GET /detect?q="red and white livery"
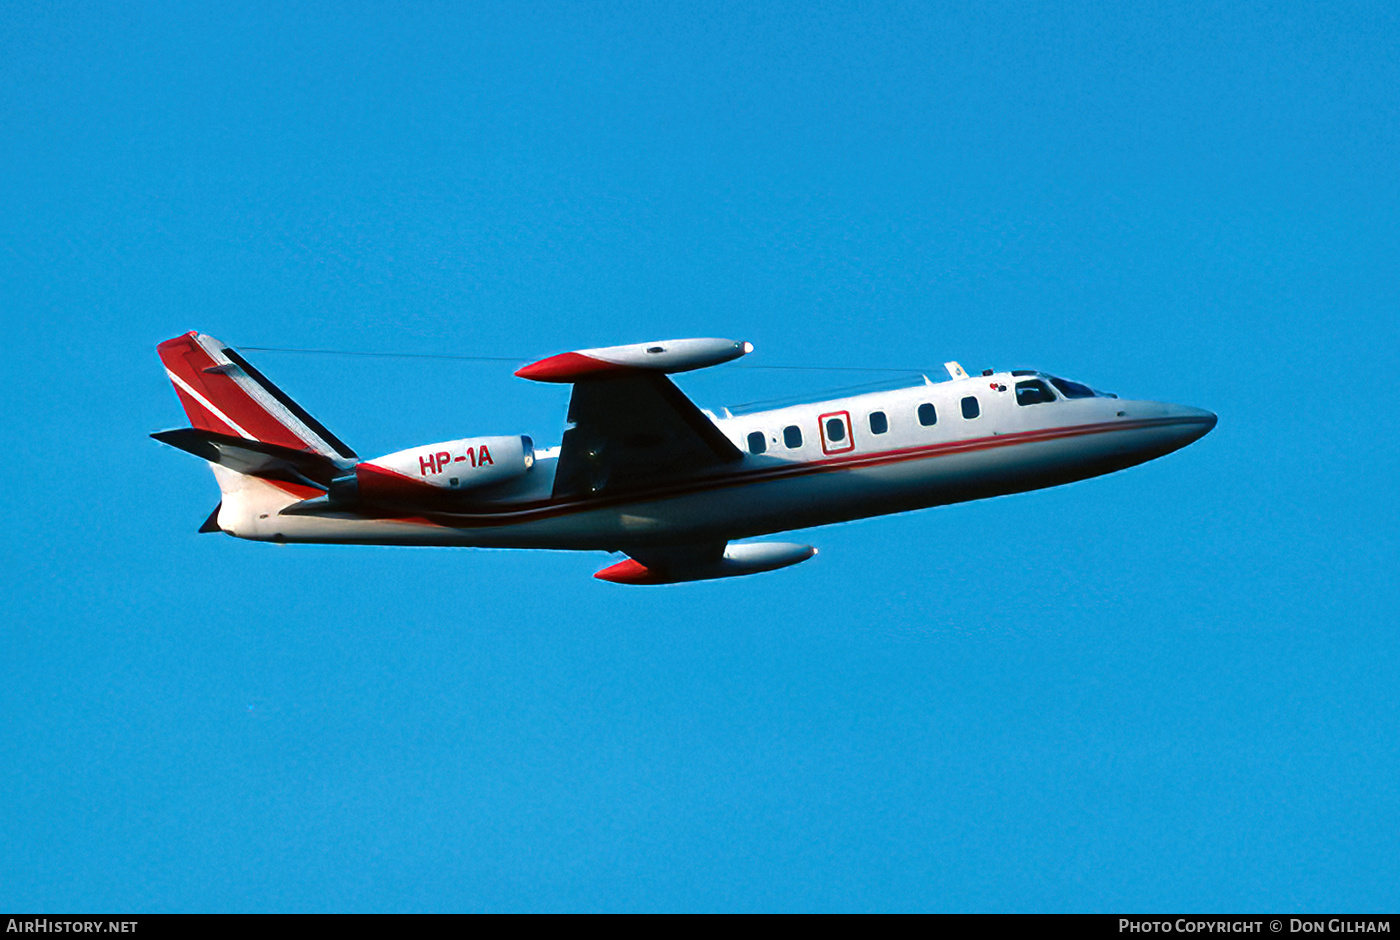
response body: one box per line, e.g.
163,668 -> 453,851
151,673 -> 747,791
154,331 -> 1216,583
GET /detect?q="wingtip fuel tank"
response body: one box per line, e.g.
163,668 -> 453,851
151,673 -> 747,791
516,338 -> 752,383
594,542 -> 817,585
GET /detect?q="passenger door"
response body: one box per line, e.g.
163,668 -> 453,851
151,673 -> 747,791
818,411 -> 855,455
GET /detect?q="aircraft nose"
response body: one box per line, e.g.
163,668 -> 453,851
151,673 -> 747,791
1176,405 -> 1218,441
1149,403 -> 1217,451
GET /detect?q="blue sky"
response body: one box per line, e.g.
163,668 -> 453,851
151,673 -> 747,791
3,0 -> 1397,912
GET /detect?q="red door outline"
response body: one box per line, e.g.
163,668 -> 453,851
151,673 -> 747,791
818,410 -> 855,455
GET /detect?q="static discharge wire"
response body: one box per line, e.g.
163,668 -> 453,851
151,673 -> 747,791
236,345 -> 929,374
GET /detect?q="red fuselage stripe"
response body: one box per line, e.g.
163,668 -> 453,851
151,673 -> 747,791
348,415 -> 1204,530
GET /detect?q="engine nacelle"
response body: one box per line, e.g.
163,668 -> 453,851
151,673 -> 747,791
344,435 -> 535,508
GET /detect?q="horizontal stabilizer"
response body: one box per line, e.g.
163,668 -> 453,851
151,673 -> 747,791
199,502 -> 223,533
516,338 -> 752,383
278,495 -> 336,516
151,428 -> 350,489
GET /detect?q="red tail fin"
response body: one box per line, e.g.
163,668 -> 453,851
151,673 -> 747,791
157,332 -> 356,460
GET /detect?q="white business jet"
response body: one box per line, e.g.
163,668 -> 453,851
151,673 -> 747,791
154,332 -> 1216,583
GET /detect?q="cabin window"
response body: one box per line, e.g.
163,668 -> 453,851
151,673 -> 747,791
1015,380 -> 1057,406
868,411 -> 888,434
825,417 -> 846,443
961,396 -> 980,419
747,431 -> 767,454
918,403 -> 937,427
784,425 -> 803,448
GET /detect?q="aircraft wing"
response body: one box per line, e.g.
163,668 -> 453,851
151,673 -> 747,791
516,339 -> 750,497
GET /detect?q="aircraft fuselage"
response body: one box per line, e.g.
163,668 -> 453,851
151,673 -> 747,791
214,372 -> 1215,551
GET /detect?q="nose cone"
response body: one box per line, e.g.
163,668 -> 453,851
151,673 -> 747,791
1102,400 -> 1217,468
1173,405 -> 1218,445
1138,403 -> 1217,456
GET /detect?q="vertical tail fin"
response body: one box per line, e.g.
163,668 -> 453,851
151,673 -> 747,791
156,332 -> 356,460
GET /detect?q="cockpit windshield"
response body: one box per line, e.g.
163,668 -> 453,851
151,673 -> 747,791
1012,370 -> 1117,400
1048,376 -> 1116,400
1049,377 -> 1095,399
